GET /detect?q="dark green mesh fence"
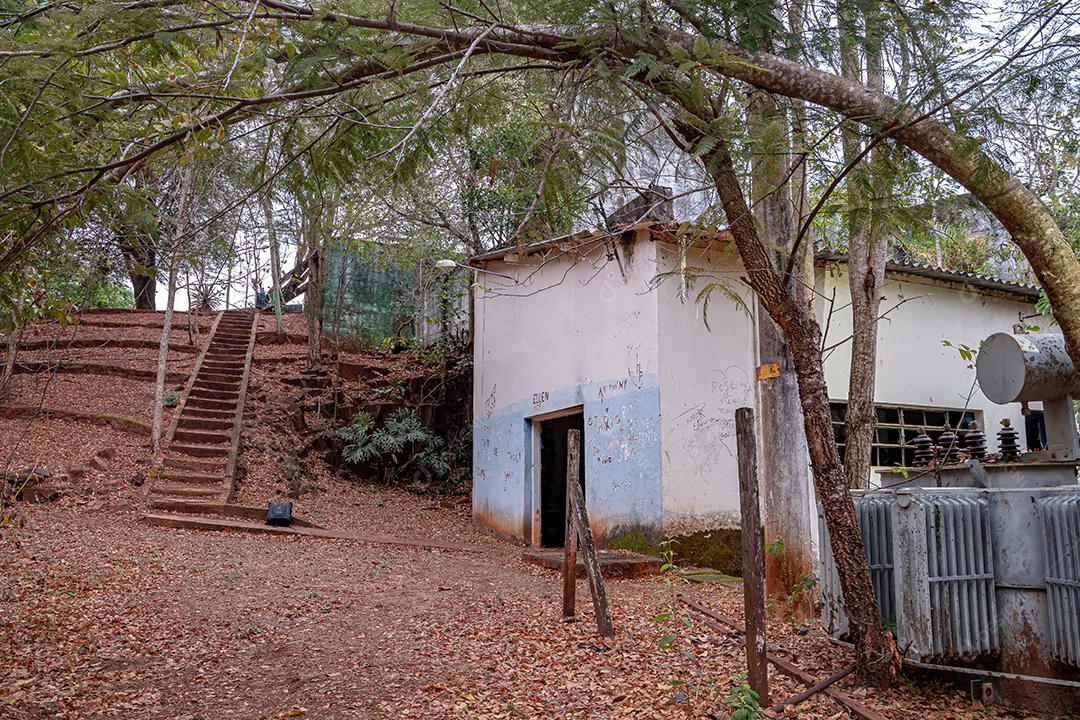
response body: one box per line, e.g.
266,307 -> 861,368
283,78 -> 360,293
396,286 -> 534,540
323,247 -> 417,343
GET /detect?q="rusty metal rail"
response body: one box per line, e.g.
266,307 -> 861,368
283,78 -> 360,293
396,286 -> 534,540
680,597 -> 890,720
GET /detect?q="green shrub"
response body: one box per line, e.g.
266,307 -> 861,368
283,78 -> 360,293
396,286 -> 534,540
337,409 -> 453,491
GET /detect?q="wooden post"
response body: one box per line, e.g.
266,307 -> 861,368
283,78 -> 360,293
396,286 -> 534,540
566,429 -> 615,639
562,430 -> 579,621
736,406 -> 769,705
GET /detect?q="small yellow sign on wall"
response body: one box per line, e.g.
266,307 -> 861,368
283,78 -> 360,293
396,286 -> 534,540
756,363 -> 781,381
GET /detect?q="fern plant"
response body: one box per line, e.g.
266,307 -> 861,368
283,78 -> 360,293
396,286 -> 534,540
337,409 -> 452,489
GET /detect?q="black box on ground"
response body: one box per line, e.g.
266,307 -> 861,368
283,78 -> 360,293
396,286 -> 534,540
266,501 -> 293,527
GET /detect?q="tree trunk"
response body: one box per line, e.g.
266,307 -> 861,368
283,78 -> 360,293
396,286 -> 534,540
674,116 -> 896,685
119,233 -> 157,310
262,195 -> 284,334
151,162 -> 196,452
646,30 -> 1080,364
152,262 -> 180,451
837,0 -> 889,491
1,292 -> 26,397
131,270 -> 157,310
745,85 -> 814,616
306,245 -> 324,369
184,272 -> 196,345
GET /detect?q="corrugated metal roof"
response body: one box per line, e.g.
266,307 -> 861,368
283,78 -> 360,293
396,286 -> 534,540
470,225 -> 1041,302
467,221 -> 732,264
816,251 -> 1041,301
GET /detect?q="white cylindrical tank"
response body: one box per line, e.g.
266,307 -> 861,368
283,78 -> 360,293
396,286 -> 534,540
976,333 -> 1080,403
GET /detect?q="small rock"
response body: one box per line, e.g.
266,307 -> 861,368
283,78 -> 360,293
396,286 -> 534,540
67,465 -> 89,479
17,479 -> 66,503
287,402 -> 306,432
97,447 -> 117,460
88,456 -> 109,471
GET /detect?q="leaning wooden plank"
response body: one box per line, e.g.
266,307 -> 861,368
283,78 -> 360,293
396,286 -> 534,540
681,598 -> 888,720
140,512 -> 484,553
562,430 -> 580,621
567,428 -> 615,639
770,664 -> 856,714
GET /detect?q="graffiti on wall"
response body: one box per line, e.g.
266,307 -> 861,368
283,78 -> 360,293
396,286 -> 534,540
669,365 -> 752,481
482,384 -> 498,416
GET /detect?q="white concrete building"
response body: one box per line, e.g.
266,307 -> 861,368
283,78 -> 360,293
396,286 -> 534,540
469,222 -> 1050,550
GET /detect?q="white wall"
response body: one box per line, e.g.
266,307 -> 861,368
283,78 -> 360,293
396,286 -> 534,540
474,233 -> 661,421
655,240 -> 758,534
816,262 -> 1050,483
472,231 -> 666,541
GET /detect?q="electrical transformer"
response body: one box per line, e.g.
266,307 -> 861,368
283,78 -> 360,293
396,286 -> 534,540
820,333 -> 1080,713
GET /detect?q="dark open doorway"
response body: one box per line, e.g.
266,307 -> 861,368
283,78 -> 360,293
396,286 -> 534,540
538,412 -> 585,548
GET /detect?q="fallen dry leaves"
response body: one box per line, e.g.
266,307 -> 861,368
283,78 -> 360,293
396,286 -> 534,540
0,311 -> 1058,719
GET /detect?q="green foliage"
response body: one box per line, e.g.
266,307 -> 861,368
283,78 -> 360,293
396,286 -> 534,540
941,339 -> 985,369
464,112 -> 589,247
902,222 -> 1003,275
721,674 -> 765,720
786,571 -> 818,611
163,392 -> 180,408
337,409 -> 456,491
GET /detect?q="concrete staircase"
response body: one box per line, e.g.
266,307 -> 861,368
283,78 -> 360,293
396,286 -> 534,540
146,309 -> 257,505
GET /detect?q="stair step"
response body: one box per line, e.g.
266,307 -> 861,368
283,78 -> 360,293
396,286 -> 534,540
159,470 -> 225,485
152,484 -> 221,498
173,428 -> 232,445
196,379 -> 241,389
183,407 -> 234,419
170,443 -> 229,458
178,416 -> 233,431
199,367 -> 243,378
186,397 -> 236,411
188,387 -> 239,402
164,455 -> 225,472
194,378 -> 240,392
202,361 -> 244,370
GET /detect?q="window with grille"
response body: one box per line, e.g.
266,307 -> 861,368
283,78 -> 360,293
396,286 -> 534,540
830,403 -> 980,467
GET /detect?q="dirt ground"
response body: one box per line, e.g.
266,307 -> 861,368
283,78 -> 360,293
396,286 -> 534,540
0,484 -> 1045,720
0,311 -> 1057,719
